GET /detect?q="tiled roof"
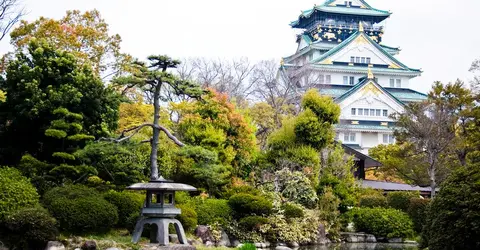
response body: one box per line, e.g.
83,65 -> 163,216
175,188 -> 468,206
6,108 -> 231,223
317,84 -> 427,103
361,180 -> 434,192
335,123 -> 393,132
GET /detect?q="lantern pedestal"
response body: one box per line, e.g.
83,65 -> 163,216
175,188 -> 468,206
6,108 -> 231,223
127,179 -> 197,245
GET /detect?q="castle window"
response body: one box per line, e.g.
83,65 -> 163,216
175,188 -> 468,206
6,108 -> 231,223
396,79 -> 402,88
351,108 -> 356,115
358,108 -> 364,115
366,57 -> 371,64
383,110 -> 388,117
344,133 -> 356,142
343,76 -> 348,85
319,75 -> 325,84
361,57 -> 366,64
349,76 -> 355,85
383,134 -> 395,144
326,75 -> 331,84
355,57 -> 360,63
370,109 -> 375,116
350,57 -> 355,63
376,109 -> 381,116
390,79 -> 395,87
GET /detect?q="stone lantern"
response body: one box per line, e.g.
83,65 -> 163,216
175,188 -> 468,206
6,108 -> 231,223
128,178 -> 196,245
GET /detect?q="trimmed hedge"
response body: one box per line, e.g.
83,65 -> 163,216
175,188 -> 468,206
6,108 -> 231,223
349,207 -> 415,239
239,216 -> 269,230
387,191 -> 419,211
228,193 -> 273,218
359,195 -> 388,208
2,206 -> 58,250
104,190 -> 144,227
43,185 -> 118,233
196,198 -> 232,226
177,204 -> 198,233
0,167 -> 39,221
282,202 -> 305,219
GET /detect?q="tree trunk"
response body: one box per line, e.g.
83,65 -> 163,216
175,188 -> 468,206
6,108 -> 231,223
149,84 -> 161,180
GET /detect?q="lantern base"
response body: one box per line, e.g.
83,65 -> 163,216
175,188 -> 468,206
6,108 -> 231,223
132,217 -> 188,245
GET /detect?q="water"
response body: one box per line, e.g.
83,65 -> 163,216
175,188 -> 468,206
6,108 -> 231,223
299,243 -> 419,250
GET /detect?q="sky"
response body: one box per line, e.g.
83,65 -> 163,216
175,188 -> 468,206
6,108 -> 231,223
1,0 -> 480,93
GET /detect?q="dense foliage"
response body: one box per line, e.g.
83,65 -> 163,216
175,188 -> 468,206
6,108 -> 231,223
2,206 -> 58,250
103,190 -> 144,227
423,163 -> 480,250
349,207 -> 415,239
407,198 -> 430,233
0,167 -> 39,221
359,195 -> 388,208
386,191 -> 419,211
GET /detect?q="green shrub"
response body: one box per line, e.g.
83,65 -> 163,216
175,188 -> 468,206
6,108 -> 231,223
104,190 -> 144,227
43,184 -> 98,207
282,203 -> 304,219
195,198 -> 232,226
175,191 -> 193,205
359,195 -> 388,208
49,196 -> 118,233
422,164 -> 480,250
239,216 -> 269,230
0,167 -> 39,221
222,185 -> 260,199
407,198 -> 430,233
176,204 -> 198,233
3,206 -> 58,250
238,243 -> 257,250
386,191 -> 419,211
228,193 -> 273,218
349,207 -> 415,239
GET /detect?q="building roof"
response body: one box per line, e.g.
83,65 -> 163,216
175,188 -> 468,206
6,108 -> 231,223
290,0 -> 391,28
342,144 -> 383,168
317,84 -> 427,103
335,123 -> 393,132
334,77 -> 405,106
311,30 -> 420,73
361,179 -> 434,192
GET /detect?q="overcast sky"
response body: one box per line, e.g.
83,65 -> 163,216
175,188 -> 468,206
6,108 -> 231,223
1,0 -> 479,93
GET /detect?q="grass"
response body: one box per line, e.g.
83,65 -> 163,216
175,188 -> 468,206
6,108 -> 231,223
59,229 -> 147,250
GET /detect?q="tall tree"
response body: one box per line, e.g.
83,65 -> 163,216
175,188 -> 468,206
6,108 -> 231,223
0,0 -> 24,41
109,55 -> 205,180
9,9 -> 131,78
0,40 -> 122,165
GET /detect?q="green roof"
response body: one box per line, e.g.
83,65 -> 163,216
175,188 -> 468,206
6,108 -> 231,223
335,124 -> 393,131
317,84 -> 427,103
310,30 -> 420,72
291,0 -> 391,27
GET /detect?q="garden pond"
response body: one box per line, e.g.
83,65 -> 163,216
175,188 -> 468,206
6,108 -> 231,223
299,243 -> 418,250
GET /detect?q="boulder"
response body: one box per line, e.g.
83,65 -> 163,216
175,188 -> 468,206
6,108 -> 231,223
230,240 -> 241,247
216,230 -> 231,247
404,240 -> 419,245
287,242 -> 299,248
142,244 -> 196,250
187,239 -> 202,246
45,241 -> 66,250
316,224 -> 331,245
81,241 -> 97,250
341,232 -> 376,243
388,238 -> 403,243
205,241 -> 214,247
194,226 -> 213,244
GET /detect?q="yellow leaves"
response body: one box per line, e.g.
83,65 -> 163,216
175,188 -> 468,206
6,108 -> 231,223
0,90 -> 5,102
117,102 -> 153,135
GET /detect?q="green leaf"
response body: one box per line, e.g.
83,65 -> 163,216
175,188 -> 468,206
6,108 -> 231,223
52,152 -> 76,161
45,129 -> 67,139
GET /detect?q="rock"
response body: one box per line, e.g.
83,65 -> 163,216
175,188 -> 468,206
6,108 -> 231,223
81,241 -> 97,250
237,244 -> 244,248
264,242 -> 271,247
194,226 -> 213,244
205,241 -> 214,247
216,230 -> 230,247
404,240 -> 419,245
341,232 -> 376,243
187,239 -> 202,246
169,234 -> 179,244
142,244 -> 196,250
275,247 -> 292,250
230,240 -> 241,247
276,243 -> 287,247
45,241 -> 66,250
388,238 -> 403,243
316,224 -> 331,245
287,242 -> 299,248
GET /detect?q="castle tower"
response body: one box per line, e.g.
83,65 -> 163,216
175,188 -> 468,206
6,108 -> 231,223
282,0 -> 426,154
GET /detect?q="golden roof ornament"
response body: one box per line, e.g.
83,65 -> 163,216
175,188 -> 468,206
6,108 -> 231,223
359,22 -> 364,32
367,67 -> 374,79
280,58 -> 285,66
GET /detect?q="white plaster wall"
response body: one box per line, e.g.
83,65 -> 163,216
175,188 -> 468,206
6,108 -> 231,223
361,132 -> 379,149
332,40 -> 393,66
313,72 -> 411,88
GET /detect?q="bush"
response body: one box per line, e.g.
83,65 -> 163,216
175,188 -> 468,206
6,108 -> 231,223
176,204 -> 198,233
104,190 -> 144,227
2,206 -> 58,250
48,196 -> 118,233
349,207 -> 415,239
239,216 -> 269,230
282,203 -> 304,219
228,193 -> 273,218
195,198 -> 232,226
238,243 -> 257,250
359,195 -> 388,208
422,164 -> 480,250
407,198 -> 430,233
0,167 -> 39,221
43,185 -> 98,207
386,191 -> 419,211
